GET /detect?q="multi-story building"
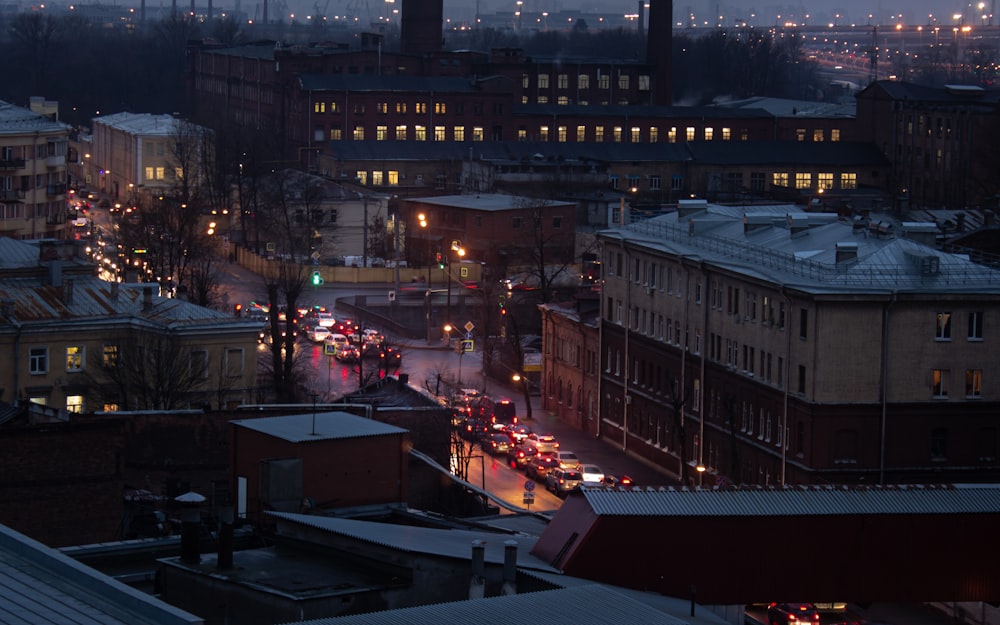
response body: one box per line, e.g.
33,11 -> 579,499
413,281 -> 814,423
596,199 -> 1000,486
0,238 -> 261,413
538,299 -> 601,436
856,80 -> 1000,210
89,112 -> 212,205
0,99 -> 71,240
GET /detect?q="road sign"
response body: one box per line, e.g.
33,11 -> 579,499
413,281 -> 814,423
524,480 -> 535,491
311,251 -> 321,260
388,290 -> 396,302
464,321 -> 475,332
460,339 -> 474,353
465,331 -> 473,340
324,342 -> 337,356
523,492 -> 535,505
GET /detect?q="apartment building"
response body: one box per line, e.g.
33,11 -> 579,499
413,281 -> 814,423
597,200 -> 1000,486
0,99 -> 71,240
89,112 -> 212,205
0,238 -> 261,413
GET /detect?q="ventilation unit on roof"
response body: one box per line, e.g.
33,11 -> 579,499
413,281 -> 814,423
905,250 -> 940,276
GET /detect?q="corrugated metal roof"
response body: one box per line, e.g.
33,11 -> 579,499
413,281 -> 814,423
0,238 -> 44,269
0,524 -> 202,625
277,583 -> 720,625
406,193 -> 575,211
0,100 -> 71,135
581,484 -> 1000,517
269,512 -> 559,572
0,275 -> 260,335
232,412 -> 408,442
606,203 -> 1000,294
93,112 -> 187,136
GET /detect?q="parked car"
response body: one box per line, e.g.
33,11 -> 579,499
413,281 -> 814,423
766,603 -> 821,625
579,464 -> 606,484
525,432 -> 559,453
525,454 -> 559,481
551,450 -> 581,469
483,433 -> 511,456
545,468 -> 583,497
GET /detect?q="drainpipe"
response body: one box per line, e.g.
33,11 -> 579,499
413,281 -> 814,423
879,291 -> 896,485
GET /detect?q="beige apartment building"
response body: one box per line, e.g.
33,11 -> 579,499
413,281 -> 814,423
596,200 -> 1000,486
88,112 -> 210,205
0,239 -> 261,413
0,98 -> 71,240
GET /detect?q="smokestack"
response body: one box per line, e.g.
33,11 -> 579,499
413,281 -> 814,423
646,0 -> 673,105
176,492 -> 206,565
469,540 -> 485,599
142,286 -> 154,312
217,506 -> 234,570
401,0 -> 443,55
501,540 -> 518,595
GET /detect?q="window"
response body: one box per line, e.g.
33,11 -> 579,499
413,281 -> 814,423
613,126 -> 623,142
353,126 -> 365,141
578,74 -> 590,88
799,308 -> 808,339
831,129 -> 841,141
330,101 -> 341,112
618,74 -> 629,90
103,344 -> 119,368
649,127 -> 658,142
453,126 -> 465,141
969,311 -> 983,340
638,75 -> 650,90
686,127 -> 696,141
66,345 -> 84,372
557,73 -> 568,88
191,350 -> 208,379
376,102 -> 387,114
434,102 -> 446,114
434,126 -> 446,141
933,369 -> 949,398
356,170 -> 368,185
539,126 -> 549,141
931,428 -> 948,461
704,127 -> 714,140
576,125 -> 586,141
511,216 -> 522,229
395,125 -> 407,140
538,73 -> 549,88
415,102 -> 427,114
66,395 -> 83,414
813,129 -> 824,141
313,101 -> 325,113
330,127 -> 342,140
750,172 -> 766,191
794,172 -> 812,189
595,126 -> 605,142
472,127 -> 484,141
372,170 -> 384,185
376,125 -> 388,140
797,365 -> 806,393
415,125 -> 427,141
387,171 -> 399,185
226,348 -> 244,378
521,74 -> 530,89
631,127 -> 641,142
773,172 -> 789,187
29,347 -> 48,374
817,172 -> 834,189
966,369 -> 983,398
840,172 -> 857,189
353,103 -> 365,114
598,74 -> 609,89
650,175 -> 661,190
722,127 -> 731,140
936,312 -> 952,340
796,128 -> 806,141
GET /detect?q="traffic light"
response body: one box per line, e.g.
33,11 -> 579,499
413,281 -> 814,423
311,271 -> 323,286
435,252 -> 444,269
233,303 -> 242,317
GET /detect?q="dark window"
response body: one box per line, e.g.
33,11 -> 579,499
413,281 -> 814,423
931,428 -> 948,461
799,308 -> 808,340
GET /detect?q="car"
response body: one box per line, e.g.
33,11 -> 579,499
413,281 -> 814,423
482,433 -> 511,456
313,311 -> 336,328
525,432 -> 559,453
551,450 -> 581,469
506,444 -> 538,469
525,454 -> 559,481
461,418 -> 490,442
306,325 -> 332,342
545,468 -> 583,496
579,464 -> 606,484
503,424 -> 532,444
378,345 -> 402,370
334,344 -> 360,362
766,603 -> 821,625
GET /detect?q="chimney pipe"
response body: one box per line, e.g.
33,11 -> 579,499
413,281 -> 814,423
501,540 -> 518,595
175,492 -> 206,565
63,278 -> 74,305
110,282 -> 119,302
142,286 -> 154,312
469,540 -> 485,599
217,506 -> 234,570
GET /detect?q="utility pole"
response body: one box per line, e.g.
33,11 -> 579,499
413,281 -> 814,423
362,194 -> 369,270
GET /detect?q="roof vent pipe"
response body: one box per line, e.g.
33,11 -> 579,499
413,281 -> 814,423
501,540 -> 518,596
469,540 -> 485,599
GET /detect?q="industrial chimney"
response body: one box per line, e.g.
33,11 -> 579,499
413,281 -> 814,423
646,0 -> 673,105
401,0 -> 443,55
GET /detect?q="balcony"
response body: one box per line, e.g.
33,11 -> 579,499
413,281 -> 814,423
0,158 -> 25,170
46,154 -> 66,168
46,183 -> 67,196
0,189 -> 24,202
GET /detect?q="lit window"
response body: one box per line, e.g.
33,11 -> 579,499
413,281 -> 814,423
539,126 -> 549,141
372,171 -> 384,185
353,126 -> 365,141
434,102 -> 446,114
557,74 -> 568,88
813,129 -> 824,141
796,128 -> 806,141
415,125 -> 427,141
933,369 -> 949,398
817,173 -> 833,189
668,127 -> 677,143
376,102 -> 387,113
356,171 -> 368,185
557,96 -> 569,105
557,126 -> 567,142
330,102 -> 340,113
66,395 -> 83,413
103,344 -> 119,368
795,173 -> 811,189
376,125 -> 388,140
434,126 -> 446,141
313,101 -> 325,113
472,127 -> 484,141
613,126 -> 623,142
66,345 -> 84,372
721,127 -> 731,140
453,126 -> 465,141
630,127 -> 640,142
831,129 -> 841,141
598,74 -> 609,89
649,127 -> 658,142
522,74 -> 529,89
415,102 -> 427,114
840,172 -> 857,189
638,75 -> 650,90
395,125 -> 407,140
330,127 -> 342,140
686,127 -> 695,141
618,74 -> 629,90
517,129 -> 527,141
773,172 -> 789,187
388,171 -> 399,186
538,73 -> 549,88
595,126 -> 605,142
704,127 -> 714,140
395,102 -> 407,114
576,126 -> 586,141
966,369 -> 983,398
937,312 -> 952,340
578,74 -> 590,89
